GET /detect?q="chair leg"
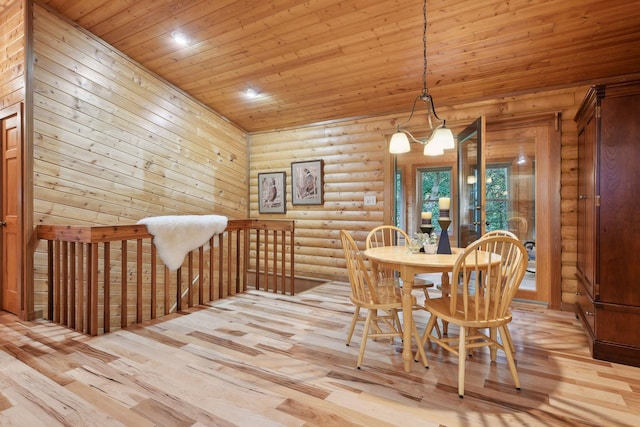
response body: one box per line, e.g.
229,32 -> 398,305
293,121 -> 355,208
346,305 -> 360,346
414,313 -> 437,361
442,320 -> 449,335
357,310 -> 374,369
503,324 -> 516,352
369,310 -> 383,339
420,313 -> 438,347
432,321 -> 442,339
412,323 -> 429,368
489,327 -> 498,361
499,325 -> 521,390
422,290 -> 443,339
489,325 -> 515,360
391,309 -> 403,335
458,326 -> 467,398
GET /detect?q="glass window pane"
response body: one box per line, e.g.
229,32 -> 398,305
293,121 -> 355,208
485,165 -> 509,231
395,170 -> 404,230
417,167 -> 452,232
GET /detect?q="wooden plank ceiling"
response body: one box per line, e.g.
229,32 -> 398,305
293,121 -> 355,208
39,0 -> 640,133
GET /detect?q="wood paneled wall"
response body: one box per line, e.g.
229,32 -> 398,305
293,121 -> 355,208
0,1 -> 24,109
30,4 -> 249,309
250,86 -> 597,308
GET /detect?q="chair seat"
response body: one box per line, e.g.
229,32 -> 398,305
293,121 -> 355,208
351,285 -> 417,310
426,297 -> 513,329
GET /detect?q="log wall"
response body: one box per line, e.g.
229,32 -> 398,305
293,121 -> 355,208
250,86 -> 594,308
30,5 -> 249,311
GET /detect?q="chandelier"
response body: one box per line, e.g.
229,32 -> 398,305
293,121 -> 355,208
389,0 -> 454,156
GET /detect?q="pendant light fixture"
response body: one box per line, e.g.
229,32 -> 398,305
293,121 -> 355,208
389,0 -> 454,156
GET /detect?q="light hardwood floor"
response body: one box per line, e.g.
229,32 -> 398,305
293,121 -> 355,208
1,282 -> 639,426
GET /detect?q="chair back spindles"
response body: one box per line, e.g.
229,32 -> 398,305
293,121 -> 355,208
341,230 -> 379,303
450,236 -> 527,323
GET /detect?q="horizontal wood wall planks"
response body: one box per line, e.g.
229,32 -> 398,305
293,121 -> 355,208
31,4 -> 249,312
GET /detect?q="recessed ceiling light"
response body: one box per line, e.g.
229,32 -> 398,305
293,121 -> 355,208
171,31 -> 190,46
244,87 -> 259,98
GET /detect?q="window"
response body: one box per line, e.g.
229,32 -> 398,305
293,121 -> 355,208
485,164 -> 510,231
394,169 -> 404,230
417,167 -> 452,232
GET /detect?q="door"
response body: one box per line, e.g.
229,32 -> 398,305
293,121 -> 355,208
457,117 -> 485,247
485,115 -> 561,304
576,107 -> 597,298
1,106 -> 21,315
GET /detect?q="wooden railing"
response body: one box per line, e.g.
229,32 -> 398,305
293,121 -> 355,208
36,219 -> 294,335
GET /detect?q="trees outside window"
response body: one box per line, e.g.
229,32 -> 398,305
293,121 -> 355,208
485,164 -> 510,231
417,167 -> 451,232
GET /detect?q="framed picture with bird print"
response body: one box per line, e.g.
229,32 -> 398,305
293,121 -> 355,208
258,172 -> 286,213
291,160 -> 323,205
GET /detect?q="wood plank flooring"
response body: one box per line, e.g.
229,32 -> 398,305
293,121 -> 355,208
1,281 -> 640,426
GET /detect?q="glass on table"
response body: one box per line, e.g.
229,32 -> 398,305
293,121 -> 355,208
406,238 -> 422,254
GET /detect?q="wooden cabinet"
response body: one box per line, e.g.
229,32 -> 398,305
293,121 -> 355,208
574,81 -> 640,367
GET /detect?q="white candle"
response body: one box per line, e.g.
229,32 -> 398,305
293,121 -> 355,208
438,197 -> 450,210
421,211 -> 432,220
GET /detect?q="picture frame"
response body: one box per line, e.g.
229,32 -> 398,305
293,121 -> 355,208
258,172 -> 286,214
291,160 -> 324,205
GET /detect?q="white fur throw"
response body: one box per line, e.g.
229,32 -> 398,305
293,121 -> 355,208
137,215 -> 228,271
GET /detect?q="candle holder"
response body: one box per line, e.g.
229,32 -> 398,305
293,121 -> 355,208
420,223 -> 433,236
436,217 -> 452,254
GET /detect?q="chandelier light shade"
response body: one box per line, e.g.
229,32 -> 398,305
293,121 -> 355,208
389,0 -> 454,156
423,138 -> 444,156
428,123 -> 455,150
389,131 -> 411,153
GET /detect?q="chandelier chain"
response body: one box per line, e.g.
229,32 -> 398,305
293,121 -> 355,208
422,0 -> 428,97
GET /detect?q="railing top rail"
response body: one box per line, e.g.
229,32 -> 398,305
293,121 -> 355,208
243,219 -> 295,232
36,219 -> 295,243
36,224 -> 151,243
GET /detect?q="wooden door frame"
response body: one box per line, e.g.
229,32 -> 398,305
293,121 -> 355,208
21,0 -> 36,321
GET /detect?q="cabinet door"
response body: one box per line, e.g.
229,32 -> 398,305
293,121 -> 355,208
598,93 -> 640,305
576,112 -> 597,299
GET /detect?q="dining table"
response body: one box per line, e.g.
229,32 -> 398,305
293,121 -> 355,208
363,245 -> 498,372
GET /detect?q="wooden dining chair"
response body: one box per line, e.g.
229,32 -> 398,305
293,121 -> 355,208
365,225 -> 434,298
340,230 -> 428,369
366,225 -> 443,338
418,235 -> 527,397
481,229 -> 519,353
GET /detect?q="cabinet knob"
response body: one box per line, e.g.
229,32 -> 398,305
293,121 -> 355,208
0,221 -> 6,227
575,291 -> 583,296
578,195 -> 587,200
585,311 -> 594,317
